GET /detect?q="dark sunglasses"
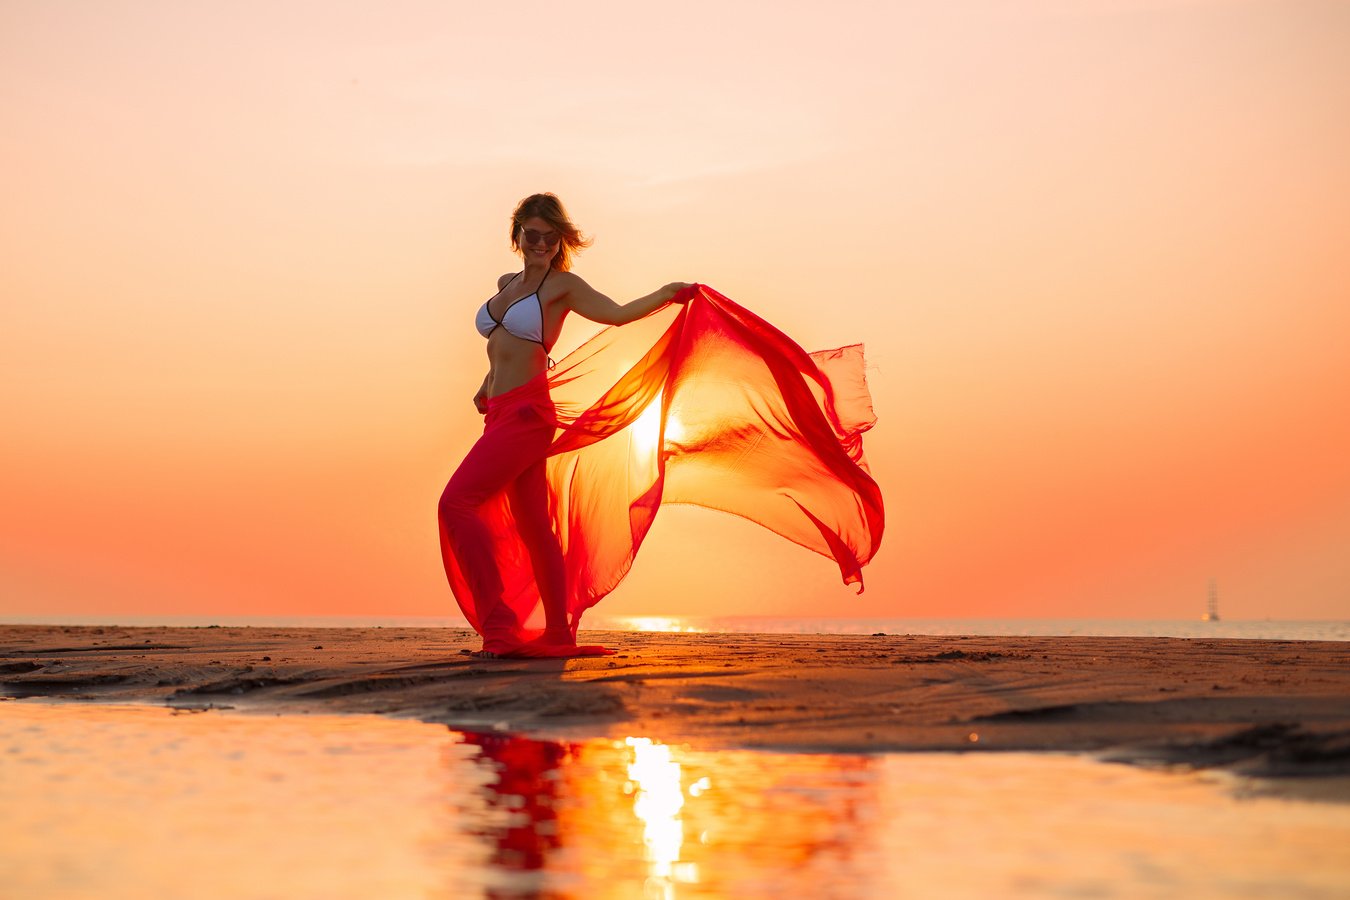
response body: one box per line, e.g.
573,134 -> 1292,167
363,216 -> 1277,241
521,228 -> 561,247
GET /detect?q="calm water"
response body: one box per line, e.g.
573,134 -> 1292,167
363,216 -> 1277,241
3,701 -> 1347,899
6,614 -> 1348,641
591,616 -> 1350,641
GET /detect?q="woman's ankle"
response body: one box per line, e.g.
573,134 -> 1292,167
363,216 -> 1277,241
542,622 -> 574,643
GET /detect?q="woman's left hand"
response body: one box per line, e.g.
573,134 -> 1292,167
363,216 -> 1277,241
666,282 -> 696,303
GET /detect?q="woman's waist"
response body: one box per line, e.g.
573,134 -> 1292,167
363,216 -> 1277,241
488,366 -> 548,397
485,364 -> 552,406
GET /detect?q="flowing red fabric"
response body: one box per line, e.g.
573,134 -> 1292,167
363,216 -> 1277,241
438,285 -> 884,656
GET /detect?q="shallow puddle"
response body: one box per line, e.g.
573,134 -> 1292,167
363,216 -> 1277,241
2,701 -> 1346,898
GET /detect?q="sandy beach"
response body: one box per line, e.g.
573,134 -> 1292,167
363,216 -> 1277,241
2,623 -> 1346,778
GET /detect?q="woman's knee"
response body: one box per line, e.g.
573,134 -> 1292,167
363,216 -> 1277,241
438,484 -> 476,524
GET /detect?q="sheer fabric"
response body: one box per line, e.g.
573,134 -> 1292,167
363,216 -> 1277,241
438,285 -> 884,656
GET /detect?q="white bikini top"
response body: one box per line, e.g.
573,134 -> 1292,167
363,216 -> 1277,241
475,269 -> 549,348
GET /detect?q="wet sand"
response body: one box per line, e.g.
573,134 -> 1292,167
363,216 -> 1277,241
2,624 -> 1347,778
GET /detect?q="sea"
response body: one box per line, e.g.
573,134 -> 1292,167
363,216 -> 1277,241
3,701 -> 1347,899
4,613 -> 1348,642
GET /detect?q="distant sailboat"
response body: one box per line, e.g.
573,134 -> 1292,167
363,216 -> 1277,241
1203,578 -> 1220,622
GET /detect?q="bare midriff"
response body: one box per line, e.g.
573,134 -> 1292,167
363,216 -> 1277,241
484,328 -> 553,398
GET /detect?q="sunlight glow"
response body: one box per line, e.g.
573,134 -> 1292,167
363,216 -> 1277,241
631,394 -> 662,458
630,392 -> 685,459
625,737 -> 698,887
620,617 -> 704,633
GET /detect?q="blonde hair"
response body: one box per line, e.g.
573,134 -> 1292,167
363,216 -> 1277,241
509,192 -> 592,272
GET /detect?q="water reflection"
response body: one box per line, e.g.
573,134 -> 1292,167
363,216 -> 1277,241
612,616 -> 707,633
626,736 -> 691,889
457,732 -> 569,881
453,728 -> 891,895
3,702 -> 1347,899
450,727 -> 886,897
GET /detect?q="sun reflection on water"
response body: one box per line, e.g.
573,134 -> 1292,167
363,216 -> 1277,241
625,736 -> 696,890
620,616 -> 705,633
555,733 -> 875,897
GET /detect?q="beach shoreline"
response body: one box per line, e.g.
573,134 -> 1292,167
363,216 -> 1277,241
3,623 -> 1347,780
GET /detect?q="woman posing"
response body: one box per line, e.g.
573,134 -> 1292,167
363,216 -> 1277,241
438,193 -> 691,658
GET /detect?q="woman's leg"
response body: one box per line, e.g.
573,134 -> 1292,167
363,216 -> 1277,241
506,459 -> 571,640
438,406 -> 552,634
440,395 -> 612,657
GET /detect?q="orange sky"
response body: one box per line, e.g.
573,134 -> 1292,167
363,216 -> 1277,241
3,0 -> 1348,622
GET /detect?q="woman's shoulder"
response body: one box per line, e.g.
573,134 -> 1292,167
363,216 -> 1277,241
549,269 -> 587,290
496,272 -> 519,291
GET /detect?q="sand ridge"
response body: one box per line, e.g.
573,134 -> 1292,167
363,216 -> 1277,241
2,624 -> 1347,776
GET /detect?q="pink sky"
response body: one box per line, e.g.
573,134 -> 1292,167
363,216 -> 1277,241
2,0 -> 1348,622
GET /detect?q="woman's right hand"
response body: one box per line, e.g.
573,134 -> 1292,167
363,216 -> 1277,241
473,387 -> 489,415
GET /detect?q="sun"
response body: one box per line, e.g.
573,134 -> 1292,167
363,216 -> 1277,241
631,391 -> 683,457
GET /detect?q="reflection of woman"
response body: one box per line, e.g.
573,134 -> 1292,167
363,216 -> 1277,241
438,193 -> 691,658
458,731 -> 570,873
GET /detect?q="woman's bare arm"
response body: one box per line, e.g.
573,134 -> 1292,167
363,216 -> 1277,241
561,273 -> 693,325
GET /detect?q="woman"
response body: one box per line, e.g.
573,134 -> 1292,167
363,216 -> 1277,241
439,192 -> 691,658
440,194 -> 884,660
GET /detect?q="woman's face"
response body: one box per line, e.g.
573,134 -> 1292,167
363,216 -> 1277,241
518,216 -> 561,265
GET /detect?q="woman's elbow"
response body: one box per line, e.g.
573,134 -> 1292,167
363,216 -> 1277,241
583,303 -> 632,326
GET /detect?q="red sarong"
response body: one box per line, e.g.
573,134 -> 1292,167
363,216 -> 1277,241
438,285 -> 884,657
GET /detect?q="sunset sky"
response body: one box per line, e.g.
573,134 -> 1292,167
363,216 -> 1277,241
3,0 -> 1348,623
